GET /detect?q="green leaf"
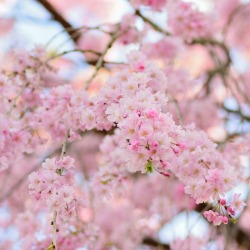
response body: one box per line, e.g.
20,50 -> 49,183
145,160 -> 153,173
230,217 -> 237,224
100,179 -> 111,185
71,230 -> 78,235
56,168 -> 63,176
47,243 -> 55,250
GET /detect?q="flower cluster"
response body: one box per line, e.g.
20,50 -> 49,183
131,0 -> 166,10
28,156 -> 82,222
172,129 -> 238,203
118,14 -> 140,45
0,117 -> 47,172
118,110 -> 184,174
36,85 -> 95,140
0,45 -> 54,113
92,130 -> 129,199
3,45 -> 52,87
142,37 -> 181,62
1,0 -> 250,248
90,51 -> 241,207
204,194 -> 246,225
204,210 -> 229,225
168,1 -> 209,40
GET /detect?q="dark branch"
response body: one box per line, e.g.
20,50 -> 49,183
189,38 -> 231,95
135,9 -> 171,35
142,237 -> 170,249
36,0 -> 81,43
223,105 -> 250,121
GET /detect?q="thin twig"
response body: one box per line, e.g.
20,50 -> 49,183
45,49 -> 101,64
85,25 -> 122,90
135,9 -> 171,35
7,83 -> 29,115
170,98 -> 183,125
52,211 -> 58,249
52,130 -> 69,249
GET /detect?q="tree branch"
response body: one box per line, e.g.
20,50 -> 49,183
142,237 -> 170,249
135,9 -> 171,35
36,0 -> 81,43
223,105 -> 250,121
189,38 -> 231,95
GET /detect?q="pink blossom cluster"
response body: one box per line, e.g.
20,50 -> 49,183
28,156 -> 82,222
204,194 -> 246,225
95,51 -> 180,175
142,37 -> 181,62
36,85 -> 95,140
168,1 -> 209,40
204,210 -> 229,225
91,51 -> 240,206
0,46 -> 56,173
131,0 -> 166,10
92,130 -> 129,199
1,0 -> 250,248
179,97 -> 220,130
0,117 -> 47,172
92,51 -> 167,132
94,203 -> 155,249
118,110 -> 184,174
118,14 -> 140,45
4,45 -> 51,86
172,129 -> 238,203
164,67 -> 193,98
31,222 -> 99,250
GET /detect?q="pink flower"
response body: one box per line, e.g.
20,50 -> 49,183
57,156 -> 75,170
227,206 -> 236,216
159,171 -> 170,177
213,215 -> 223,226
203,210 -> 216,222
151,141 -> 159,148
219,198 -> 227,206
130,139 -> 140,151
168,1 -> 209,40
134,62 -> 146,72
230,193 -> 246,212
131,0 -> 166,10
176,142 -> 187,150
147,109 -> 159,119
203,210 -> 228,226
222,216 -> 228,224
173,148 -> 180,155
42,157 -> 57,171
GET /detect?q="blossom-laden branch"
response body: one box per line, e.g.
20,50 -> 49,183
1,0 -> 250,249
50,131 -> 70,250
